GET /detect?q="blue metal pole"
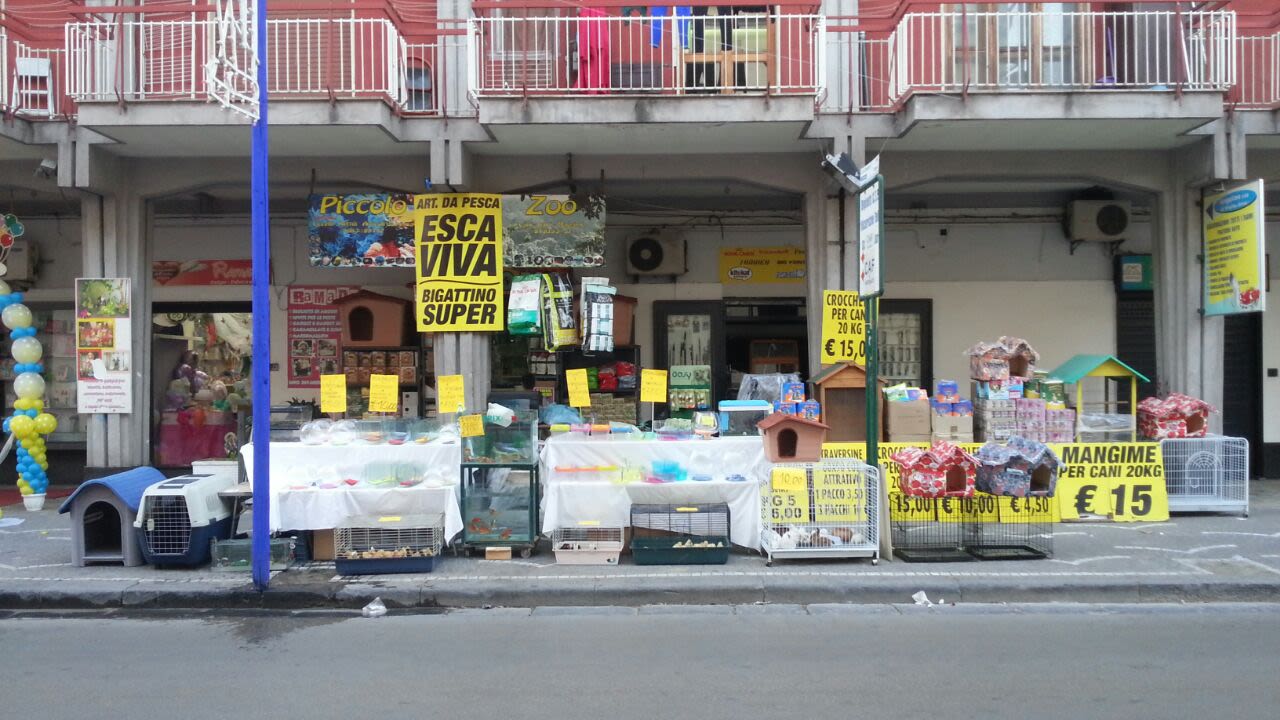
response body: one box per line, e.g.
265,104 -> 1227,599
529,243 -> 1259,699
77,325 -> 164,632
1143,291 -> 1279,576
250,0 -> 272,590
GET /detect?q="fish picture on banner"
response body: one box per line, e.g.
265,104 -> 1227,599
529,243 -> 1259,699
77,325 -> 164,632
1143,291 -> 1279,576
308,194 -> 416,267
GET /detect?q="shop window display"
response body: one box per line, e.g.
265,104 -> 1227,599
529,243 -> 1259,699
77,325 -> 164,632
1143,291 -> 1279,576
152,312 -> 251,467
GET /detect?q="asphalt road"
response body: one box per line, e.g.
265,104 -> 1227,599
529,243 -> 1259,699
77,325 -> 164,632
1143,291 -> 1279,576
4,604 -> 1278,719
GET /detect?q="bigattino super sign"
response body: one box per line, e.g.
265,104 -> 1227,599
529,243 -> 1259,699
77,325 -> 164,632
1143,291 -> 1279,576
414,193 -> 505,331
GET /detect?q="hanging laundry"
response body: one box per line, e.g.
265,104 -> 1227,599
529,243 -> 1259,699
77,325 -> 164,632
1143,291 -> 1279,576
650,6 -> 693,49
577,7 -> 612,94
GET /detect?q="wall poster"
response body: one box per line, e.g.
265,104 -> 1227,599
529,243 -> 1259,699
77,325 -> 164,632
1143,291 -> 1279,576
287,285 -> 359,388
75,278 -> 133,414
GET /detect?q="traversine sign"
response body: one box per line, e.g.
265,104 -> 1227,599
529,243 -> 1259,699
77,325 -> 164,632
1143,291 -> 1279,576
414,193 -> 505,332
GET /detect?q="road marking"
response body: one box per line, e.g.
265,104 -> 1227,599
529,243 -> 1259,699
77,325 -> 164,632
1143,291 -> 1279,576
1115,544 -> 1237,554
1048,556 -> 1132,566
1202,531 -> 1280,538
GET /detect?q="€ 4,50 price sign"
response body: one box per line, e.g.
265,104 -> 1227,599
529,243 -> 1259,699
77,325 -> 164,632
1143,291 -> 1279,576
820,290 -> 866,365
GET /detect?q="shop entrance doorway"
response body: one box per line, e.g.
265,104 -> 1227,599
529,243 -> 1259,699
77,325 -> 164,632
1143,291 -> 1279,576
654,301 -> 728,406
1223,312 -> 1263,475
724,298 -> 808,397
151,303 -> 252,469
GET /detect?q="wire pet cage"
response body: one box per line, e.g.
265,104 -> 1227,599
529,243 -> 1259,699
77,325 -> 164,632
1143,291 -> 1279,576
760,460 -> 880,566
335,513 -> 446,575
1161,436 -> 1249,516
552,525 -> 625,565
889,495 -> 973,562
630,503 -> 730,565
964,495 -> 1054,560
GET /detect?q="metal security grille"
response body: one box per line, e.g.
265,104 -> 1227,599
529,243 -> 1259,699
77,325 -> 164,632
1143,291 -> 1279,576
141,496 -> 192,556
1161,437 -> 1249,515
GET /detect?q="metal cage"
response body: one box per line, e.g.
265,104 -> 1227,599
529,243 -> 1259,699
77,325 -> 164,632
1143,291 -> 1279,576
889,494 -> 974,562
552,525 -> 625,565
1161,436 -> 1249,515
335,513 -> 445,575
964,495 -> 1054,560
630,503 -> 730,565
760,459 -> 880,565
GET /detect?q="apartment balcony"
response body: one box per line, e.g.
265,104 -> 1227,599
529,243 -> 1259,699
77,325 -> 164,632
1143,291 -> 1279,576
467,10 -> 825,132
1,26 -> 72,120
1233,31 -> 1278,110
826,6 -> 1237,152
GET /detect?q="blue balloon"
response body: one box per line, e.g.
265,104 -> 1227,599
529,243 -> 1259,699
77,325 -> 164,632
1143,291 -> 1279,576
11,292 -> 23,302
2,419 -> 9,433
32,363 -> 43,374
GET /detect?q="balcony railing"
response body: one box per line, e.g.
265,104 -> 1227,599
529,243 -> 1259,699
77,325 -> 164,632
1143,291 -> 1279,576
826,8 -> 1237,113
65,16 -> 449,114
3,27 -> 70,118
1233,32 -> 1279,109
469,13 -> 824,98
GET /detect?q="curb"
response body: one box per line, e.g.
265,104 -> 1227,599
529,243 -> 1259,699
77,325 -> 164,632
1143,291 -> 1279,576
2,577 -> 1279,611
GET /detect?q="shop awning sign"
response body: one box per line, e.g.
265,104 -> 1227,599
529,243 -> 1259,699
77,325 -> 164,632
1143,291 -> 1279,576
413,193 -> 505,332
1203,180 -> 1266,316
308,194 -> 416,267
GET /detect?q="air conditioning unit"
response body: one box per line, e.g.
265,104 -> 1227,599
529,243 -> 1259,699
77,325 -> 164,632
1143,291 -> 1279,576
134,473 -> 236,566
2,239 -> 39,284
627,231 -> 686,276
1067,201 -> 1131,242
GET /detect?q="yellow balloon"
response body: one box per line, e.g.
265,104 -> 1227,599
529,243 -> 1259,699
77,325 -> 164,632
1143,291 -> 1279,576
9,415 -> 33,437
30,400 -> 44,412
19,486 -> 31,496
13,398 -> 29,411
33,413 -> 57,435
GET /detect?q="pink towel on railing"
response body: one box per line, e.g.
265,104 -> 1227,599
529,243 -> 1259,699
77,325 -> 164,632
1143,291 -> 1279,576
578,7 -> 612,93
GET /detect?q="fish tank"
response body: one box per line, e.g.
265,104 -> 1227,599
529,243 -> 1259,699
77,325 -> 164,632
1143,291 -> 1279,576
463,409 -> 538,465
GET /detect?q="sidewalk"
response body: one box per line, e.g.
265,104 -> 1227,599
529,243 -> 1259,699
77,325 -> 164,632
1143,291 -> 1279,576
3,484 -> 1278,610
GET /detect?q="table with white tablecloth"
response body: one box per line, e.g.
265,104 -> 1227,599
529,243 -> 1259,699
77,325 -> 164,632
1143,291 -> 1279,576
539,436 -> 769,549
240,442 -> 463,540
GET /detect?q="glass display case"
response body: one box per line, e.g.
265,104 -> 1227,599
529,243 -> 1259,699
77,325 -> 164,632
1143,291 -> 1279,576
462,409 -> 539,465
459,464 -> 539,557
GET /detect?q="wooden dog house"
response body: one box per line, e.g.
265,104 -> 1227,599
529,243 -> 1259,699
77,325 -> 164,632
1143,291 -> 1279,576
335,290 -> 411,347
758,413 -> 829,463
811,362 -> 884,443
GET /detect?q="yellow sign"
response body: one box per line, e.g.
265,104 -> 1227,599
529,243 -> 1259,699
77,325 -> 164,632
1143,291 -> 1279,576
813,467 -> 868,523
640,369 -> 668,403
459,414 -> 484,438
319,374 -> 347,414
437,374 -> 465,414
414,193 -> 505,331
1055,442 -> 1169,522
1203,180 -> 1266,316
567,368 -> 591,407
768,467 -> 810,524
819,290 -> 867,365
378,516 -> 402,523
719,246 -> 806,284
368,373 -> 399,413
577,520 -> 601,527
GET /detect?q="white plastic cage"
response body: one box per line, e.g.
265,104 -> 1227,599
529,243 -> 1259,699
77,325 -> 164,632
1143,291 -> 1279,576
552,525 -> 625,565
1160,436 -> 1249,515
760,459 -> 881,565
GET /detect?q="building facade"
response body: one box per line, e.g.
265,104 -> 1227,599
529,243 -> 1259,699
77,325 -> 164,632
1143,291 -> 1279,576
1,0 -> 1278,477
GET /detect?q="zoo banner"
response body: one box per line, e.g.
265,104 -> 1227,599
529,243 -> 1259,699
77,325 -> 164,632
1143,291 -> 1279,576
414,193 -> 504,332
308,194 -> 416,267
822,442 -> 1168,523
504,194 -> 606,268
75,278 -> 133,414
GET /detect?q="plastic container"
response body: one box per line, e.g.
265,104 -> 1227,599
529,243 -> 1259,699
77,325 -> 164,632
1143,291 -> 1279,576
23,493 -> 45,511
210,537 -> 295,571
631,536 -> 730,565
718,400 -> 773,436
336,555 -> 439,575
356,420 -> 387,445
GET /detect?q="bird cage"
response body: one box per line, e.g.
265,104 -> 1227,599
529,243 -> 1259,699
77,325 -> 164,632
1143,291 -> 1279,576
759,460 -> 880,566
630,503 -> 730,565
335,513 -> 446,575
1160,436 -> 1249,515
964,495 -> 1054,560
552,524 -> 625,565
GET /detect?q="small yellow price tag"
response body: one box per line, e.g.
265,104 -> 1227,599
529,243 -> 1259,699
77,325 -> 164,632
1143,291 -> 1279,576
437,374 -> 465,414
675,506 -> 699,513
639,368 -> 668,404
459,414 -> 484,438
769,467 -> 810,524
566,368 -> 591,408
378,516 -> 401,523
368,374 -> 399,413
577,520 -> 602,527
319,374 -> 347,414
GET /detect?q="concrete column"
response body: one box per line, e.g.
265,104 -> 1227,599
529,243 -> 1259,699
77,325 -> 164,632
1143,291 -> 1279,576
74,148 -> 153,472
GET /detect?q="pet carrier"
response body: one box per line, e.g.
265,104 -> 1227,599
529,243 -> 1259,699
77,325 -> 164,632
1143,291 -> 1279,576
760,460 -> 880,566
335,513 -> 446,575
630,503 -> 730,565
1161,436 -> 1249,515
134,473 -> 236,566
552,524 -> 625,565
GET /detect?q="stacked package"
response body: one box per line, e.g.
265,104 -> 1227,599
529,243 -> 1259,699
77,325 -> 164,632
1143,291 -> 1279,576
977,399 -> 1016,443
930,380 -> 974,443
1045,408 -> 1076,443
773,382 -> 821,421
1014,398 -> 1046,442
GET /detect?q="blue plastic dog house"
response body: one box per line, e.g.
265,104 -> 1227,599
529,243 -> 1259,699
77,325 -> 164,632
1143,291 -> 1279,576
58,467 -> 165,567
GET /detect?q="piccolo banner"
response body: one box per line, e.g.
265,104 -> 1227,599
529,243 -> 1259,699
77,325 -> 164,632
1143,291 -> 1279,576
309,194 -> 416,268
414,193 -> 505,332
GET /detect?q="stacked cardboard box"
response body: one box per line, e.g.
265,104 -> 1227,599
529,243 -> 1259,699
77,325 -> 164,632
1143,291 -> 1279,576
1045,408 -> 1076,443
886,395 -> 932,443
976,399 -> 1016,442
1014,398 -> 1046,442
930,380 -> 974,442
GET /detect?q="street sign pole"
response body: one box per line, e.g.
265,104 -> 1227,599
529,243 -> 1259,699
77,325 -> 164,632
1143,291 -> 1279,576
250,0 -> 272,590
